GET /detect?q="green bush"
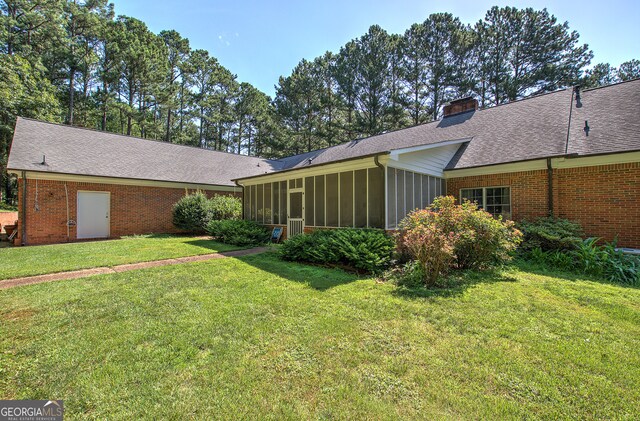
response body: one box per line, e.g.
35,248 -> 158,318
207,219 -> 270,247
172,191 -> 211,233
382,260 -> 426,288
208,195 -> 242,221
279,229 -> 395,274
0,202 -> 17,211
396,196 -> 522,286
525,238 -> 640,286
518,217 -> 583,252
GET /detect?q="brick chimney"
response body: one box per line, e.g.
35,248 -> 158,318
443,97 -> 478,117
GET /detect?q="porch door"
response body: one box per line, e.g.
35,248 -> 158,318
77,191 -> 110,239
287,186 -> 304,238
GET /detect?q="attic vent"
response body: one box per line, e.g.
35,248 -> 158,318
443,97 -> 478,117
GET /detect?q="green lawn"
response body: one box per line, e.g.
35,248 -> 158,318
1,252 -> 638,419
0,234 -> 241,279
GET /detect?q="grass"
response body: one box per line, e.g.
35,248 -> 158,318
1,252 -> 638,419
0,234 -> 242,279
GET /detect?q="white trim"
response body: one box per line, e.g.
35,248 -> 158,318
10,170 -> 239,192
552,152 -> 640,169
388,137 -> 472,159
237,157 -> 380,186
460,186 -> 512,218
444,151 -> 640,178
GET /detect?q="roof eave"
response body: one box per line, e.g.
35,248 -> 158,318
233,151 -> 391,183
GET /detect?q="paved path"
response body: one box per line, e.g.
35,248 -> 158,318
0,247 -> 268,290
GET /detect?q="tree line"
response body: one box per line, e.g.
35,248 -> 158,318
1,2 -> 638,203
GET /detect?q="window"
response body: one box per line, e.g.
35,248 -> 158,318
387,167 -> 445,228
279,181 -> 287,223
256,183 -> 264,222
315,175 -> 325,226
326,173 -> 338,226
368,168 -> 384,228
264,183 -> 272,224
461,188 -> 483,205
305,176 -> 314,226
354,169 -> 367,228
273,182 -> 280,224
460,187 -> 511,218
339,171 -> 353,227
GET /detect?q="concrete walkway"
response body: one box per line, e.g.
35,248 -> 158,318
0,247 -> 268,290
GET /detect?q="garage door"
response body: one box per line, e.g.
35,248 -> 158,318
77,191 -> 110,239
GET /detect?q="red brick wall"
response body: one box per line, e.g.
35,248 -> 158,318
555,163 -> 639,247
15,178 -> 241,245
446,163 -> 640,247
446,169 -> 550,221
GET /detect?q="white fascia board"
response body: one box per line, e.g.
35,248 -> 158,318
237,156 -> 382,186
444,151 -> 640,178
8,170 -> 240,192
388,137 -> 472,160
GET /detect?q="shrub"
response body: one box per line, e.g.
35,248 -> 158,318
172,191 -> 211,233
0,202 -> 17,212
382,260 -> 425,288
524,238 -> 640,286
518,217 -> 583,252
279,229 -> 395,273
454,201 -> 522,270
396,196 -> 522,286
208,195 -> 242,221
206,219 -> 270,247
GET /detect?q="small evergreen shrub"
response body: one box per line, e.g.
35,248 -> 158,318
208,195 -> 242,221
518,217 -> 583,252
172,191 -> 211,233
207,220 -> 270,247
279,229 -> 395,273
396,196 -> 522,286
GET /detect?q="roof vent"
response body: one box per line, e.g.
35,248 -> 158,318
443,97 -> 478,117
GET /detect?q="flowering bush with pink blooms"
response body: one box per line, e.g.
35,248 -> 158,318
396,196 -> 522,286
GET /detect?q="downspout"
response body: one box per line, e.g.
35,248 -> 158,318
546,158 -> 554,217
21,171 -> 27,246
374,155 -> 384,171
234,180 -> 244,220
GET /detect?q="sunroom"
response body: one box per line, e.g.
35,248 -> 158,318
235,140 -> 466,238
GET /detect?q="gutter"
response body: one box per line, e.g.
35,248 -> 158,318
233,151 -> 392,183
374,155 -> 385,171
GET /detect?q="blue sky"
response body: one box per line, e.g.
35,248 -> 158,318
114,0 -> 639,97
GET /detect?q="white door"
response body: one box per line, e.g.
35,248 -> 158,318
287,185 -> 304,239
77,191 -> 110,239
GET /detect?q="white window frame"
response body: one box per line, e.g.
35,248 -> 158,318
459,186 -> 512,217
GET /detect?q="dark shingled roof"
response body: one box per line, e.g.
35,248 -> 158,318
7,118 -> 281,186
8,79 -> 640,185
273,79 -> 640,174
567,79 -> 640,157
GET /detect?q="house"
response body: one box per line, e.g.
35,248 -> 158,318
7,79 -> 640,247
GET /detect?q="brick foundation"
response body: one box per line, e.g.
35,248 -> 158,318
447,162 -> 639,247
16,178 -> 240,246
